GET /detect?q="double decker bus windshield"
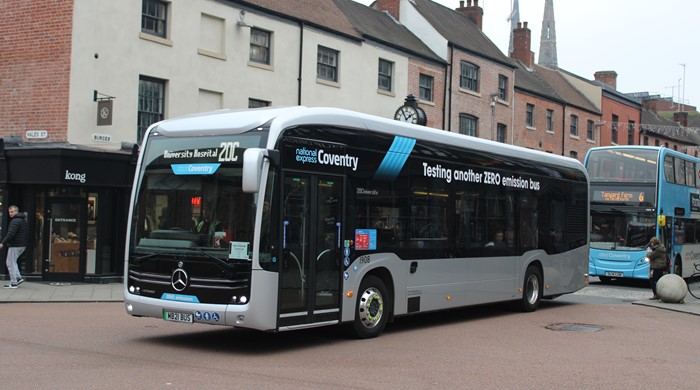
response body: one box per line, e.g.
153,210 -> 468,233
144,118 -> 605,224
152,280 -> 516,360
590,210 -> 656,250
131,133 -> 263,258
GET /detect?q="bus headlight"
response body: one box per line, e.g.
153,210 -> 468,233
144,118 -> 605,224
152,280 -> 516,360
239,296 -> 248,304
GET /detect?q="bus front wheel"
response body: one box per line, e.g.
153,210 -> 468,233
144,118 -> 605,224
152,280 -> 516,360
673,258 -> 682,277
352,275 -> 389,339
518,265 -> 542,312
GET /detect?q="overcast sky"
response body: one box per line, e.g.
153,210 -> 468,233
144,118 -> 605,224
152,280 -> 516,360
354,0 -> 698,107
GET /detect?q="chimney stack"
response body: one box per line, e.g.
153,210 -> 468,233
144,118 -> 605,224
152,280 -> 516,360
674,111 -> 688,127
456,0 -> 483,31
376,0 -> 400,20
594,71 -> 618,90
511,21 -> 533,67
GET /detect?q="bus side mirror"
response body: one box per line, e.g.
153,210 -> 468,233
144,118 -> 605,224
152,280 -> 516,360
658,215 -> 666,227
243,148 -> 265,193
242,148 -> 279,193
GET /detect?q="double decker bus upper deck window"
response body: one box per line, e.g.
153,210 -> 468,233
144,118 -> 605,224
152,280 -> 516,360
586,149 -> 659,182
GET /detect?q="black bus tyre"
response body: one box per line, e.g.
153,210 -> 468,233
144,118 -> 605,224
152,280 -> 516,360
673,258 -> 682,277
518,265 -> 542,312
352,275 -> 389,339
688,274 -> 700,300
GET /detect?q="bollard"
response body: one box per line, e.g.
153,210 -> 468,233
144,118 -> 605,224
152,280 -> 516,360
656,274 -> 687,303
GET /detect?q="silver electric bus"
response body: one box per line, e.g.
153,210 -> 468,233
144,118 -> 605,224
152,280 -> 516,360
124,106 -> 589,338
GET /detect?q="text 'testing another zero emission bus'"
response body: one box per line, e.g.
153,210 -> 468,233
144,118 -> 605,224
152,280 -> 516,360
586,145 -> 700,283
124,106 -> 589,338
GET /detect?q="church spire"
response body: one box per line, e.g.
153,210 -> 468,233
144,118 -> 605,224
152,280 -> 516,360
538,0 -> 558,69
508,0 -> 521,56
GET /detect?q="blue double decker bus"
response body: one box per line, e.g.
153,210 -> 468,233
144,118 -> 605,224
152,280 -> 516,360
585,146 -> 700,282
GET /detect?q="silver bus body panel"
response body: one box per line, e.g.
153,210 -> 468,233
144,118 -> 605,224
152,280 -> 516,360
126,106 -> 590,333
125,269 -> 280,331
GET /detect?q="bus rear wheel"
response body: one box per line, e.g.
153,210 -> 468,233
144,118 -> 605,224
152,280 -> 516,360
518,265 -> 542,312
352,275 -> 389,339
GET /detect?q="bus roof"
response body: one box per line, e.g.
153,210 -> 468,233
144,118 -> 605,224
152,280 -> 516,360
151,106 -> 586,175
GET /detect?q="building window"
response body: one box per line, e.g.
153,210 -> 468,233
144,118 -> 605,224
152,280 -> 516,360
655,139 -> 660,146
587,120 -> 594,140
138,76 -> 165,143
378,59 -> 393,92
570,115 -> 578,136
460,61 -> 479,92
628,121 -> 635,145
526,104 -> 534,127
498,75 -> 508,100
142,0 -> 168,38
317,46 -> 339,82
643,135 -> 649,145
250,28 -> 271,65
496,123 -> 507,143
611,114 -> 619,144
570,151 -> 578,159
546,109 -> 553,132
459,114 -> 478,136
419,74 -> 434,102
249,98 -> 271,108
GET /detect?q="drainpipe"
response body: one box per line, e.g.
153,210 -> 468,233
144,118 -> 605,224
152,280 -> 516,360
297,21 -> 304,105
561,103 -> 567,156
446,43 -> 454,131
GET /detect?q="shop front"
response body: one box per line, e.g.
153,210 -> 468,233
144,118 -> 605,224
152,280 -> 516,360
0,140 -> 137,283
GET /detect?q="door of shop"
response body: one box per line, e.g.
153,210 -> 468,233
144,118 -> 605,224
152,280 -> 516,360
43,199 -> 86,282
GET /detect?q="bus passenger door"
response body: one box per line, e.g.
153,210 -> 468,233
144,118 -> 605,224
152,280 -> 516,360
279,172 -> 343,327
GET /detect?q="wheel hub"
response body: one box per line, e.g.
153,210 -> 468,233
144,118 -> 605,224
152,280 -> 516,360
358,287 -> 383,328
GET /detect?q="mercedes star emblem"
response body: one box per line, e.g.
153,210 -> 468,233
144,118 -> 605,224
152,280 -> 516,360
171,268 -> 189,292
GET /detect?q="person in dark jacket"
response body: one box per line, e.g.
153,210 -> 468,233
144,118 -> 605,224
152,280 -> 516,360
646,236 -> 668,300
1,205 -> 28,289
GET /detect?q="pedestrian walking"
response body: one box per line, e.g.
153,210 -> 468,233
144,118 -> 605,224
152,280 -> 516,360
1,205 -> 29,289
646,236 -> 668,300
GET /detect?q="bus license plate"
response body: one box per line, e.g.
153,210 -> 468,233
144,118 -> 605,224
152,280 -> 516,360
163,311 -> 193,323
605,272 -> 623,277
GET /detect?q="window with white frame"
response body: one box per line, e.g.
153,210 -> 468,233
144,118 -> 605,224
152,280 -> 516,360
419,74 -> 434,102
250,28 -> 271,65
249,98 -> 271,108
546,109 -> 553,132
459,114 -> 478,136
570,114 -> 578,136
587,120 -> 594,140
611,114 -> 619,143
526,104 -> 534,127
628,121 -> 635,145
138,76 -> 165,143
378,59 -> 393,92
498,75 -> 508,100
142,0 -> 168,38
317,46 -> 339,82
460,61 -> 479,92
497,123 -> 506,143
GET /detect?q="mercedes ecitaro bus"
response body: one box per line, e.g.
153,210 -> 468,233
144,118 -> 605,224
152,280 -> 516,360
124,106 -> 589,338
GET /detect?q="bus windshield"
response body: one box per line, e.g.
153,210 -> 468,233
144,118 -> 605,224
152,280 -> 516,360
131,133 -> 263,258
586,148 -> 659,182
590,210 -> 656,250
